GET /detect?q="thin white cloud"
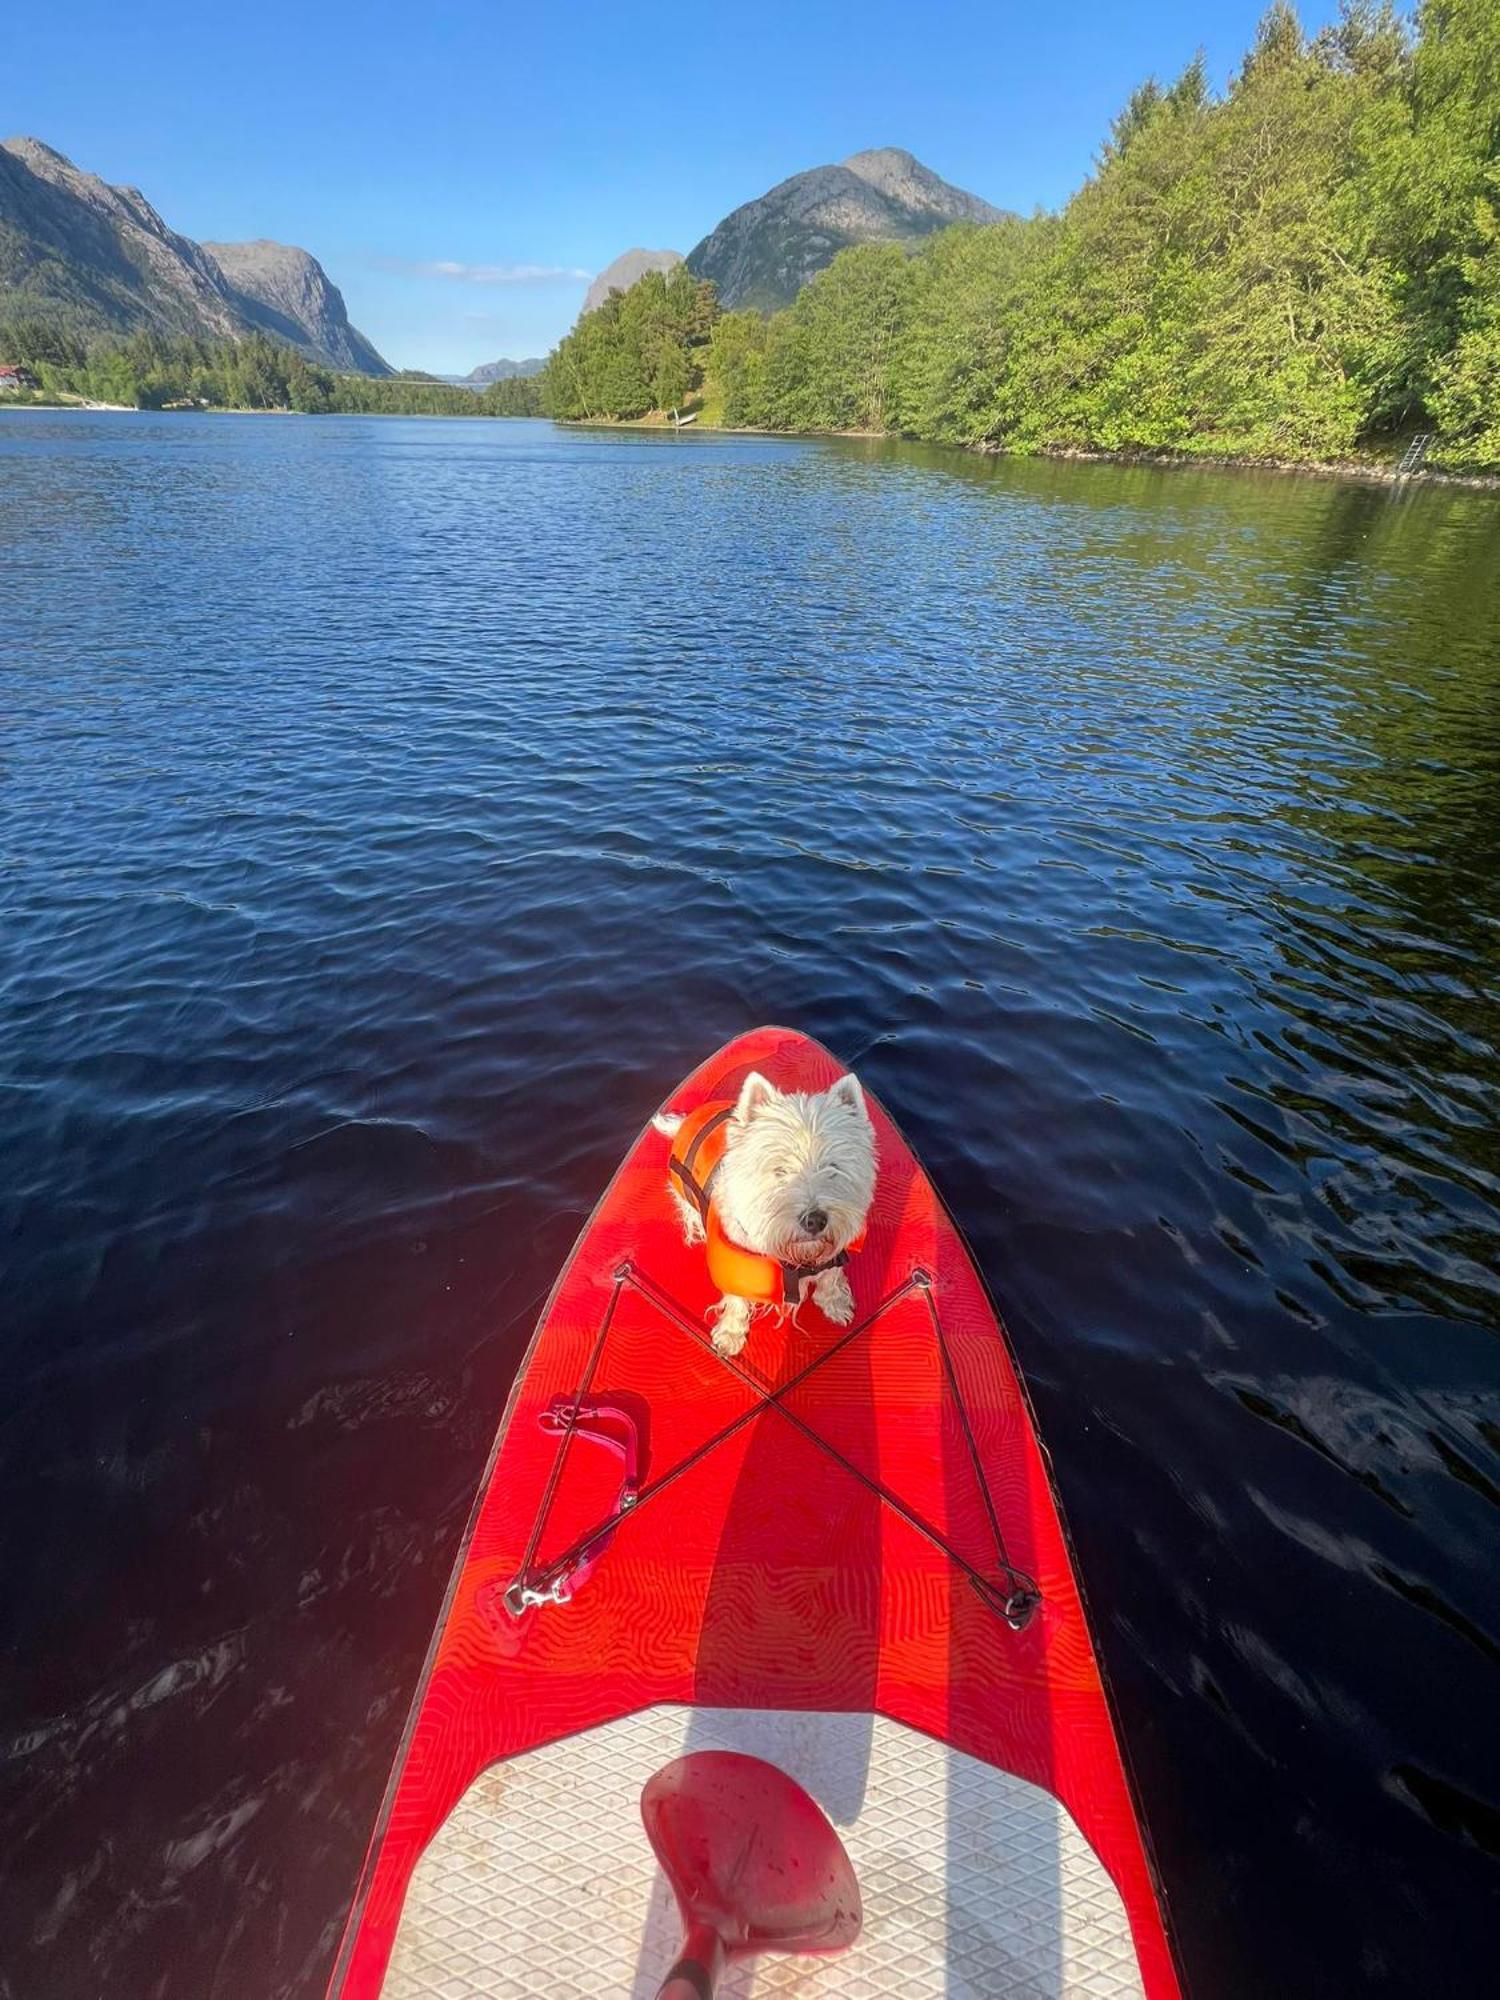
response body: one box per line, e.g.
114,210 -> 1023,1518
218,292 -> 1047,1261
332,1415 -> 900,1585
378,256 -> 591,286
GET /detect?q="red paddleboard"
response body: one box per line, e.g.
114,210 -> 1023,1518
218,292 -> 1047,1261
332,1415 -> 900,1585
329,1027 -> 1181,1999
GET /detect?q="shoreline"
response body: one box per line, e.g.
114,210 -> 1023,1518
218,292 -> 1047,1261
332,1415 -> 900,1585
8,399 -> 1496,488
564,414 -> 1500,492
992,439 -> 1500,494
0,399 -> 531,422
0,395 -> 135,412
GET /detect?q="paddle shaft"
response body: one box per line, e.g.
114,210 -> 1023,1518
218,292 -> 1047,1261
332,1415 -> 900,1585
655,1922 -> 726,2000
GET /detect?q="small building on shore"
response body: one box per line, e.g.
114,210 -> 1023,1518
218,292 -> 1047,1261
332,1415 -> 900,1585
0,363 -> 42,392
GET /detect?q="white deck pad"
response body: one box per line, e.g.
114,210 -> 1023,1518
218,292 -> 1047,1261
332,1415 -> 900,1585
385,1705 -> 1146,2000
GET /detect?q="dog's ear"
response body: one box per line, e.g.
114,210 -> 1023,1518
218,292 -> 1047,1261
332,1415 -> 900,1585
734,1071 -> 779,1122
828,1073 -> 867,1117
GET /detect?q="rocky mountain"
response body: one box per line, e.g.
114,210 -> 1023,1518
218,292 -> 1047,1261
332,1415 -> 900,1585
687,147 -> 1008,311
0,137 -> 247,340
0,136 -> 390,374
199,238 -> 389,375
463,355 -> 545,383
583,247 -> 682,316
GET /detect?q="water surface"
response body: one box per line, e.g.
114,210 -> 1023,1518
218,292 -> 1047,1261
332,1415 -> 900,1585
2,412 -> 1498,1996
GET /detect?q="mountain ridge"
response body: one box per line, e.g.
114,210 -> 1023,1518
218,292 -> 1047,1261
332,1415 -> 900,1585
199,238 -> 389,376
0,136 -> 390,374
462,355 -> 545,383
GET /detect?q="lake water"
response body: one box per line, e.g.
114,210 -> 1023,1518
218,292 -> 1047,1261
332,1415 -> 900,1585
2,412 -> 1497,1997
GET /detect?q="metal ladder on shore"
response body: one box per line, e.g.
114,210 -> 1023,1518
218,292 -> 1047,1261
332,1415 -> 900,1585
1395,433 -> 1433,479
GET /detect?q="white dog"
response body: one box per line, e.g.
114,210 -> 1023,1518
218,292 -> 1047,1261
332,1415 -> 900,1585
654,1070 -> 877,1356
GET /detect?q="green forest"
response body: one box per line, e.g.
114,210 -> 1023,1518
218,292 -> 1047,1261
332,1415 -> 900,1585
541,266 -> 720,422
0,323 -> 543,417
542,0 -> 1500,471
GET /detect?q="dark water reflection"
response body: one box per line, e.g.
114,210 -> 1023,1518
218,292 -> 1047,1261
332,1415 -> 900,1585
1,413 -> 1497,1996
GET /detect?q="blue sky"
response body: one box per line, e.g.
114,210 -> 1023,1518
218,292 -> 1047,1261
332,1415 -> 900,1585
10,1 -> 1344,374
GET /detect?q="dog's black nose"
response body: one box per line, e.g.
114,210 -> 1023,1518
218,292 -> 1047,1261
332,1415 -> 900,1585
800,1208 -> 828,1236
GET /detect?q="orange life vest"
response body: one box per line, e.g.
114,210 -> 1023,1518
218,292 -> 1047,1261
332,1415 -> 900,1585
667,1098 -> 866,1307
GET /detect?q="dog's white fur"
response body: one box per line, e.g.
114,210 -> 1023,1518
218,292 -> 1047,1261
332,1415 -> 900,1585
654,1070 -> 877,1356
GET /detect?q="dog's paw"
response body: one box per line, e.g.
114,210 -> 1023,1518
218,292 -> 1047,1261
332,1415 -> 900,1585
708,1296 -> 751,1356
813,1268 -> 855,1326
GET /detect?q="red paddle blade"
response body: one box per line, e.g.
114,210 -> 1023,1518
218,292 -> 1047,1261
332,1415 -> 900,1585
642,1751 -> 863,1960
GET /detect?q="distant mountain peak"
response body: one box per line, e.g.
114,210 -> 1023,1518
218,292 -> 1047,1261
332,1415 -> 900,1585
5,134 -> 72,170
843,147 -> 996,220
462,356 -> 545,384
583,248 -> 683,317
201,239 -> 389,376
4,137 -> 167,233
686,147 -> 1009,312
844,145 -> 920,175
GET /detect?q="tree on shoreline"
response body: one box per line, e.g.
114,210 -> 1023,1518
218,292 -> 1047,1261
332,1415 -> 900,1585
0,324 -> 544,417
540,266 -> 717,421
